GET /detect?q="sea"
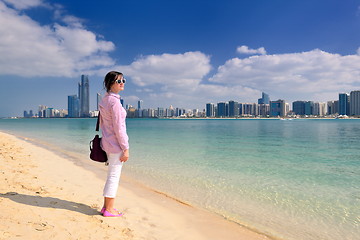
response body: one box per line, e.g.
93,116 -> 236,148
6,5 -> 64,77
0,118 -> 359,240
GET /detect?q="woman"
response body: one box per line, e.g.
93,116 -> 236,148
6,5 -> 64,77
98,71 -> 130,217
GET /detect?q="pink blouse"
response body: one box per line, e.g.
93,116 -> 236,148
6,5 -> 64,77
99,92 -> 129,153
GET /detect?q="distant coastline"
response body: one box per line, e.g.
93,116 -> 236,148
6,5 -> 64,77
3,116 -> 360,120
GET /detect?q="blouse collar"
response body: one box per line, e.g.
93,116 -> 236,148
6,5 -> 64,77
107,91 -> 120,99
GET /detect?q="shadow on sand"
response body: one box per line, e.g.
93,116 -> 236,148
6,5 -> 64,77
0,192 -> 99,216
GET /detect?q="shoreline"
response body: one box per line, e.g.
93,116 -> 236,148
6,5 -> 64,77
0,131 -> 272,240
3,116 -> 360,120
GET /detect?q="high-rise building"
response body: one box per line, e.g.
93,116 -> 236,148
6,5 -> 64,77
270,99 -> 286,117
217,102 -> 228,117
239,103 -> 244,115
228,101 -> 239,117
166,105 -> 175,117
293,101 -> 305,115
304,101 -> 314,115
137,100 -> 143,117
68,95 -> 79,118
334,100 -> 339,114
239,103 -> 258,116
315,102 -> 327,116
38,105 -> 47,118
258,104 -> 270,117
350,90 -> 360,116
285,103 -> 290,116
148,108 -> 156,118
206,103 -> 216,117
319,102 -> 327,116
252,103 -> 259,116
138,100 -> 143,110
192,109 -> 202,117
313,102 -> 321,116
327,100 -> 338,115
45,108 -> 55,118
97,93 -> 102,111
175,108 -> 185,117
23,110 -> 34,118
339,93 -> 350,116
258,92 -> 270,104
157,108 -> 165,117
79,75 -> 90,117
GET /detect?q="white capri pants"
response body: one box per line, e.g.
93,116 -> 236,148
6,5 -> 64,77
103,152 -> 124,198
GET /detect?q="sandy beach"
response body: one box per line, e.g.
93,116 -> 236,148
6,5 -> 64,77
0,131 -> 270,240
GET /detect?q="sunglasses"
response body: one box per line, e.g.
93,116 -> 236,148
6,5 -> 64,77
115,78 -> 126,84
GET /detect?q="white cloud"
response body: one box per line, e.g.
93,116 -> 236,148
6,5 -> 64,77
357,47 -> 360,55
54,24 -> 114,58
123,95 -> 140,104
60,15 -> 84,28
52,3 -> 85,28
237,45 -> 266,55
104,48 -> 360,109
209,49 -> 360,102
2,0 -> 46,10
0,1 -> 115,77
102,51 -> 261,108
119,51 -> 212,88
2,0 -> 360,110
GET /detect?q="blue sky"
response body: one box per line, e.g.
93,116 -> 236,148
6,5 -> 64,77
1,0 -> 360,117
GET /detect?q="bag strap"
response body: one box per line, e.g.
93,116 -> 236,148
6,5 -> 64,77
96,112 -> 100,131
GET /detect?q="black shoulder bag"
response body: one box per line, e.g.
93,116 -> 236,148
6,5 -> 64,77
89,113 -> 108,163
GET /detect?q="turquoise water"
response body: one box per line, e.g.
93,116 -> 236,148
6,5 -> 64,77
0,118 -> 359,240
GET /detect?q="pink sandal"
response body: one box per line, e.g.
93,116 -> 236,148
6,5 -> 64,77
100,207 -> 120,213
103,210 -> 123,217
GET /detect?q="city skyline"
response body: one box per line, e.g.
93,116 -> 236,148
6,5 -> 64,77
20,78 -> 360,118
1,0 -> 360,117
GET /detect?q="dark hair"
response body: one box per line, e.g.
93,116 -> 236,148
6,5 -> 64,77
104,71 -> 123,92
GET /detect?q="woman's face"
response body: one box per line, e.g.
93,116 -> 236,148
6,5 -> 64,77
110,75 -> 125,93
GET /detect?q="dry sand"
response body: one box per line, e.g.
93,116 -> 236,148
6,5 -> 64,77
0,131 -> 270,240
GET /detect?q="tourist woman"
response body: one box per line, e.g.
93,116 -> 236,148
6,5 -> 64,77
98,71 -> 129,217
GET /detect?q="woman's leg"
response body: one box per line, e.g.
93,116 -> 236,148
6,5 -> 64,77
103,152 -> 123,214
104,197 -> 116,213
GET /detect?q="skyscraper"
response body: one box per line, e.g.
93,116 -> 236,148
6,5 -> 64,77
350,90 -> 360,116
79,75 -> 90,117
68,95 -> 79,118
138,100 -> 143,109
228,101 -> 239,117
292,101 -> 305,115
258,92 -> 270,104
313,102 -> 324,116
327,101 -> 338,115
339,93 -> 350,116
258,103 -> 270,117
243,103 -> 254,116
38,105 -> 47,118
217,102 -> 228,117
206,103 -> 215,117
304,101 -> 314,115
157,108 -> 165,117
270,100 -> 286,117
97,93 -> 102,111
136,100 -> 143,117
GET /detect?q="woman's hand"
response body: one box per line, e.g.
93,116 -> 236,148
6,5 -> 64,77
120,149 -> 129,162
